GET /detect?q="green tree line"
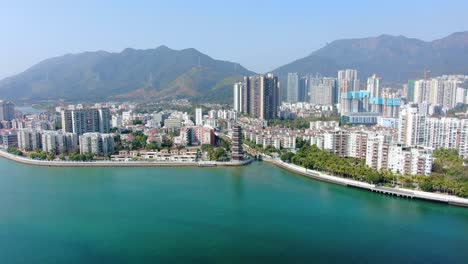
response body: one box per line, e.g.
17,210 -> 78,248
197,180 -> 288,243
281,145 -> 468,198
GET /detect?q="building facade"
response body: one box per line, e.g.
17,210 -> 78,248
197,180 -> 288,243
240,74 -> 280,120
61,108 -> 111,135
0,100 -> 15,121
287,73 -> 299,103
79,133 -> 115,156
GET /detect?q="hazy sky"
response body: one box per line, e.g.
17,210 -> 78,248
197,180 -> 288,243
1,0 -> 468,79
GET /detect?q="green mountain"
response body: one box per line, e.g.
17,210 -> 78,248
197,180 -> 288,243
0,46 -> 254,102
273,31 -> 468,82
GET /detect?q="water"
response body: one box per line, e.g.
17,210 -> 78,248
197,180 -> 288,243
15,106 -> 47,114
0,158 -> 467,263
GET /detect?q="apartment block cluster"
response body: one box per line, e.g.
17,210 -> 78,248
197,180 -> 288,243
398,104 -> 468,159
110,105 -> 244,161
283,71 -> 403,117
407,75 -> 468,113
338,71 -> 403,125
286,73 -> 338,106
239,115 -> 434,175
308,122 -> 432,176
279,102 -> 335,120
0,103 -> 116,156
244,70 -> 406,125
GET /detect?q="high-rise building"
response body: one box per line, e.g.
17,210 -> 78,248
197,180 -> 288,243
61,108 -> 111,135
0,130 -> 18,148
41,130 -> 78,154
366,138 -> 433,176
338,69 -> 359,93
338,69 -> 360,113
309,77 -> 337,105
98,108 -> 111,134
287,73 -> 299,103
398,104 -> 467,157
460,119 -> 468,159
233,82 -> 243,112
79,133 -> 115,156
17,129 -> 42,151
240,74 -> 280,120
412,75 -> 465,109
367,74 -> 382,98
298,76 -> 308,102
195,108 -> 203,126
398,105 -> 427,146
0,100 -> 15,121
407,80 -> 415,102
231,125 -> 244,161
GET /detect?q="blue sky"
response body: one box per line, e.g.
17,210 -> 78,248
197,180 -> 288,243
1,0 -> 468,79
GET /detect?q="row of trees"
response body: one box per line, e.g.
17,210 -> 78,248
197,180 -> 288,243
267,116 -> 340,129
280,145 -> 468,198
423,148 -> 468,197
282,145 -> 392,184
6,148 -> 23,156
29,151 -> 55,161
26,150 -> 95,162
69,153 -> 94,161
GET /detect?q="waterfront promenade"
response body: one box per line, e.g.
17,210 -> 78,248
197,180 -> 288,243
0,150 -> 252,168
266,157 -> 468,207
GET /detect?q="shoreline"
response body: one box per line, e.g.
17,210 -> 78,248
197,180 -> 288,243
264,157 -> 468,208
0,150 -> 252,168
1,149 -> 466,208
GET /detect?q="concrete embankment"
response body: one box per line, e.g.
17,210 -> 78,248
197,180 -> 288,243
0,150 -> 252,168
265,158 -> 468,208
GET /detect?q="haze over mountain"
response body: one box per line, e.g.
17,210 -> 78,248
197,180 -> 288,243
273,31 -> 468,83
1,31 -> 468,103
0,45 -> 253,102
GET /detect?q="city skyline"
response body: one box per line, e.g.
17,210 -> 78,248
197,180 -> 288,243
1,1 -> 468,262
2,0 -> 468,79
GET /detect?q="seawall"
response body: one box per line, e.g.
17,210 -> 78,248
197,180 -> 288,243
265,157 -> 468,208
0,150 -> 252,168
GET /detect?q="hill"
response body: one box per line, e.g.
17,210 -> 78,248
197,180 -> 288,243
0,46 -> 254,102
273,31 -> 468,82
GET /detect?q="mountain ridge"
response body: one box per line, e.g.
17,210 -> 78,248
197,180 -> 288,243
0,46 -> 254,102
272,31 -> 468,82
1,31 -> 468,103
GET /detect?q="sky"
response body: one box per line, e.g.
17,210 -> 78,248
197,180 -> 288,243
1,0 -> 468,79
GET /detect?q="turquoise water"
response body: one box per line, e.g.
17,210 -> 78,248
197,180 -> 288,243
0,158 -> 467,263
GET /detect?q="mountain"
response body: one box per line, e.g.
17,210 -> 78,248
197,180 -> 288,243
0,46 -> 254,102
2,32 -> 467,103
273,31 -> 468,83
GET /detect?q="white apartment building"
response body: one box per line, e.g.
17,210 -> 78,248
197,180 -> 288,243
41,130 -> 78,154
398,105 -> 467,158
387,145 -> 432,176
365,135 -> 389,171
195,108 -> 203,126
79,133 -> 115,156
366,138 -> 433,176
17,129 -> 42,151
412,76 -> 466,109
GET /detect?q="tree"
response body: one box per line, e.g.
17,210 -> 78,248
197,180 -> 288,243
145,142 -> 160,151
6,148 -> 23,156
210,148 -> 228,161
